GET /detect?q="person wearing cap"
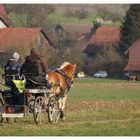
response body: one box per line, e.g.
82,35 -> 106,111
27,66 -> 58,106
7,52 -> 20,66
4,52 -> 24,106
5,52 -> 21,81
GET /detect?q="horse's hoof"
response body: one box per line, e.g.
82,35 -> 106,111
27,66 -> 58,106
61,117 -> 65,121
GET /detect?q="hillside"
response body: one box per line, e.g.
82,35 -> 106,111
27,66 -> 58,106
53,4 -> 129,15
6,4 -> 129,26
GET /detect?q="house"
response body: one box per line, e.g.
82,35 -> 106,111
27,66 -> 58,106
96,17 -> 104,24
96,18 -> 112,24
61,23 -> 92,39
49,23 -> 92,40
83,26 -> 121,75
0,28 -> 53,66
0,5 -> 12,27
48,24 -> 64,42
84,26 -> 120,57
104,19 -> 112,24
124,38 -> 140,71
48,23 -> 92,49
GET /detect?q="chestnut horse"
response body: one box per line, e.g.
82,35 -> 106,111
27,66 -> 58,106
47,62 -> 77,120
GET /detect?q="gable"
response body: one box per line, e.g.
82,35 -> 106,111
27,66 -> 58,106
124,38 -> 140,71
128,39 -> 140,63
0,5 -> 12,26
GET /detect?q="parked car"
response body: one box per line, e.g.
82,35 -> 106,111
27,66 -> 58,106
124,72 -> 130,77
93,71 -> 108,78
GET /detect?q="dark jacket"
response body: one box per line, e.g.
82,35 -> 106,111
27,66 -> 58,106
24,54 -> 48,73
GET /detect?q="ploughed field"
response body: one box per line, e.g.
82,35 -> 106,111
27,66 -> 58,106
0,78 -> 140,136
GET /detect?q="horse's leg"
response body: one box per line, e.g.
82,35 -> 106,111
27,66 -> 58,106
59,93 -> 68,121
58,97 -> 64,120
62,94 -> 67,111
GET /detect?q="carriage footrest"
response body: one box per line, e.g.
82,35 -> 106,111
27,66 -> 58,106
25,89 -> 50,94
1,113 -> 24,118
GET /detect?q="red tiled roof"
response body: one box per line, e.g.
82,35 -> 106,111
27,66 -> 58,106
89,26 -> 120,45
62,23 -> 92,35
0,5 -> 12,26
124,38 -> 140,71
84,26 -> 120,54
49,23 -> 92,40
0,28 -> 46,52
129,38 -> 140,50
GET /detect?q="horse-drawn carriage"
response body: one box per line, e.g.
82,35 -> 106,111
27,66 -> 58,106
0,61 -> 77,125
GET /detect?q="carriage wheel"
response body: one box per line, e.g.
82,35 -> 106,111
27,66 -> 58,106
48,96 -> 60,124
33,96 -> 44,125
28,99 -> 35,113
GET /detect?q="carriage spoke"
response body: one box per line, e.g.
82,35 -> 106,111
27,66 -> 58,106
48,96 -> 60,123
33,96 -> 44,125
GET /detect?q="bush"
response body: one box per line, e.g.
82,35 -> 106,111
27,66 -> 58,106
84,47 -> 125,76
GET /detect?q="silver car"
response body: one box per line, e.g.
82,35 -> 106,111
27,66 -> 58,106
93,71 -> 108,78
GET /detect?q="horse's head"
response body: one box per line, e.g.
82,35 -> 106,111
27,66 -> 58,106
60,62 -> 77,83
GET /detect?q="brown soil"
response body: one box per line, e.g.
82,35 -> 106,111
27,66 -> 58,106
66,100 -> 140,112
74,83 -> 140,89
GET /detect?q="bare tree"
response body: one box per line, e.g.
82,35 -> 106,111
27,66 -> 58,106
64,8 -> 74,18
74,7 -> 88,20
96,4 -> 129,22
5,4 -> 55,27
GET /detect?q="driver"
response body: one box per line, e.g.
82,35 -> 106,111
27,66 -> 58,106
23,48 -> 48,74
21,48 -> 51,89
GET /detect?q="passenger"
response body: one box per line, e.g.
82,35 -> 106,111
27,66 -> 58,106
4,52 -> 24,106
7,52 -> 20,66
4,52 -> 21,86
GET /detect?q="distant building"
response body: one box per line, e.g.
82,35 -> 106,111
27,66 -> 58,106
96,17 -> 113,24
62,23 -> 93,49
0,28 -> 52,65
61,23 -> 92,41
124,38 -> 140,71
0,5 -> 12,27
104,19 -> 112,24
48,23 -> 92,49
84,26 -> 120,58
49,24 -> 64,41
96,17 -> 104,24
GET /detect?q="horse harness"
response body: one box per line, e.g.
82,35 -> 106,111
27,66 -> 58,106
48,67 -> 73,91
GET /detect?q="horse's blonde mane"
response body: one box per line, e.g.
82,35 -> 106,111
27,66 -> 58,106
60,62 -> 71,70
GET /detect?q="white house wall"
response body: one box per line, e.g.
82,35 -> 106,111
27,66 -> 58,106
0,19 -> 8,28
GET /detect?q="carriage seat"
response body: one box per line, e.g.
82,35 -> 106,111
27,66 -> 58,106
21,62 -> 47,87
